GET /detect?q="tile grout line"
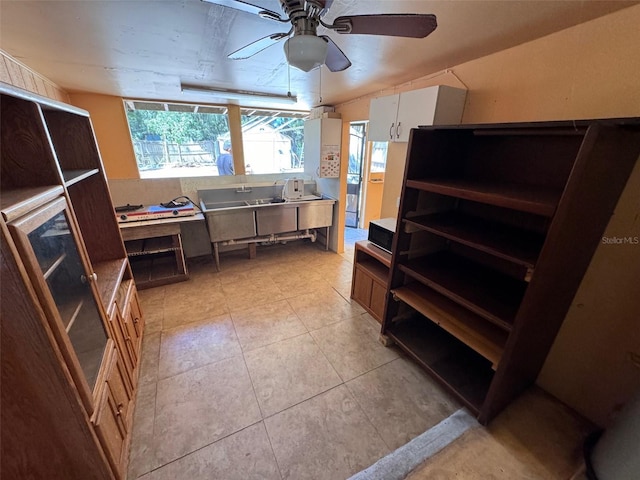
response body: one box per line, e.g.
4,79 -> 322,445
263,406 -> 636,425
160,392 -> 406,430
228,305 -> 285,479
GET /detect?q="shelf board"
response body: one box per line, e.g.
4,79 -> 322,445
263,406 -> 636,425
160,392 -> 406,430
355,240 -> 392,267
392,283 -> 507,368
129,254 -> 188,289
0,185 -> 64,222
43,253 -> 67,280
56,294 -> 84,330
399,251 -> 526,330
406,179 -> 562,217
125,236 -> 180,256
63,169 -> 99,187
93,257 -> 128,310
386,319 -> 494,415
357,258 -> 389,285
64,299 -> 85,333
405,212 -> 544,270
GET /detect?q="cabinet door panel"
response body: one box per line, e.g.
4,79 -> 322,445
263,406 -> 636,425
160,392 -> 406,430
396,88 -> 439,142
128,287 -> 144,341
109,308 -> 136,390
7,196 -> 108,411
368,94 -> 399,141
93,383 -> 126,475
370,280 -> 387,322
353,267 -> 373,308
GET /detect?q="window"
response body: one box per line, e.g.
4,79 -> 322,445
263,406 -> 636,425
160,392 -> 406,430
370,142 -> 388,173
124,101 -> 230,178
124,101 -> 308,178
240,109 -> 306,175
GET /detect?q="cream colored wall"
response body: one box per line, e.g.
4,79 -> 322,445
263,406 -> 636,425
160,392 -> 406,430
336,4 -> 640,427
68,93 -> 140,179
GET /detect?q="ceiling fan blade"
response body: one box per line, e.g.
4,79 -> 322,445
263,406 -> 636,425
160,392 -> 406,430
320,0 -> 334,12
201,0 -> 285,22
320,36 -> 351,72
332,14 -> 437,38
228,32 -> 288,59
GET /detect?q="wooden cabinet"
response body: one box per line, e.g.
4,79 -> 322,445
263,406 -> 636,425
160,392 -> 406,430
351,241 -> 391,323
368,85 -> 467,142
382,120 -> 640,424
93,343 -> 133,475
1,83 -> 143,479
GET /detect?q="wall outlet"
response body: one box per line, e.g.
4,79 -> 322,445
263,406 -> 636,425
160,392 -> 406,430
396,196 -> 400,207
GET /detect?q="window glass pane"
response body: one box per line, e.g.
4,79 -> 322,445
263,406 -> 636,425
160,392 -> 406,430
371,142 -> 388,173
240,112 -> 305,175
124,102 -> 230,178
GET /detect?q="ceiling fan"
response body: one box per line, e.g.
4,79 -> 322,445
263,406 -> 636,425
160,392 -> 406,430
202,0 -> 437,72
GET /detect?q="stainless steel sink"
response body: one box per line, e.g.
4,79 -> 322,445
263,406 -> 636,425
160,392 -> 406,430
244,198 -> 275,206
203,200 -> 248,209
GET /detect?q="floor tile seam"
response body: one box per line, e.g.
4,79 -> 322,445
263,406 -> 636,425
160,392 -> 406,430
129,380 -> 159,479
159,307 -> 233,332
241,331 -> 342,419
146,418 -> 269,476
305,326 -> 346,384
331,284 -> 352,303
260,381 -> 348,422
340,356 -> 404,385
226,297 -> 292,317
154,351 -> 246,383
233,316 -> 269,421
342,378 -> 393,453
237,329 -> 310,355
259,411 -> 286,480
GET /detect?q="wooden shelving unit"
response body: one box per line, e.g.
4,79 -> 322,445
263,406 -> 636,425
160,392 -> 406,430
382,120 -> 640,423
1,83 -> 142,479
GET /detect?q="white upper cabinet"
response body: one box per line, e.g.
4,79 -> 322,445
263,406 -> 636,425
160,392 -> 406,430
368,85 -> 467,142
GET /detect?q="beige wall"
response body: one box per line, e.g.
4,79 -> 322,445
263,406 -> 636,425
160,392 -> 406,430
68,93 -> 140,179
335,4 -> 640,427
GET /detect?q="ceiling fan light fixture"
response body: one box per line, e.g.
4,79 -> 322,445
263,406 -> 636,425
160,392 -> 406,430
284,34 -> 328,72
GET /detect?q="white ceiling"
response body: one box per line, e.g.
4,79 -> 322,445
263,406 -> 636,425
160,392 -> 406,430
1,0 -> 637,110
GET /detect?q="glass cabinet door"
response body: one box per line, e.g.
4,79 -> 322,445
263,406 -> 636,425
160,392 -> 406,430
8,197 -> 108,393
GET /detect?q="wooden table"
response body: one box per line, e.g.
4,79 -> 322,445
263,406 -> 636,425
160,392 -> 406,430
119,213 -> 204,289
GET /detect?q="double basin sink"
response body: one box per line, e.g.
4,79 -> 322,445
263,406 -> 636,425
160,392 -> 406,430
204,198 -> 286,209
201,197 -> 334,242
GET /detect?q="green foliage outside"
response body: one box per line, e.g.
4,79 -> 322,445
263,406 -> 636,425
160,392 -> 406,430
126,110 -> 230,143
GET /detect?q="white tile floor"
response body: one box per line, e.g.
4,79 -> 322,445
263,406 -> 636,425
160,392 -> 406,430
127,227 -> 593,480
126,229 -> 461,480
